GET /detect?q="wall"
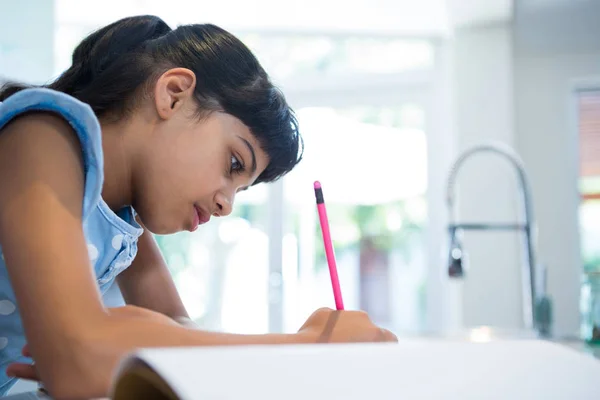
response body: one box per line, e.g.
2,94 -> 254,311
450,22 -> 524,331
1,2 -> 56,395
513,0 -> 600,336
0,1 -> 55,84
437,0 -> 600,337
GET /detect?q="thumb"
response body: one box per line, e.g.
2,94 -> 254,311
6,362 -> 39,382
378,328 -> 398,342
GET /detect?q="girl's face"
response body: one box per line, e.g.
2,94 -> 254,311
132,69 -> 269,234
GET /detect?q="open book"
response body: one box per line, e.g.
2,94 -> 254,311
109,339 -> 600,400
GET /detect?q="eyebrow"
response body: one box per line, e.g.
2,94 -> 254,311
238,136 -> 257,175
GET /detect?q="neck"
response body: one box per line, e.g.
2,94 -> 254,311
99,120 -> 135,212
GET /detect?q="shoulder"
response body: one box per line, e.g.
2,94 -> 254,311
1,88 -> 97,128
0,88 -> 104,219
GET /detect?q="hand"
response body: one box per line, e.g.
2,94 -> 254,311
6,343 -> 38,382
173,316 -> 200,329
297,307 -> 398,343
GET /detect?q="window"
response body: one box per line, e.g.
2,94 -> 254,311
281,105 -> 428,333
154,188 -> 271,334
579,90 -> 600,272
51,12 -> 435,334
53,24 -> 92,78
239,35 -> 434,81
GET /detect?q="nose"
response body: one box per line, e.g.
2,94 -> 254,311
214,192 -> 233,217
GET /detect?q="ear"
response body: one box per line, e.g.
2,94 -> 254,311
154,68 -> 197,120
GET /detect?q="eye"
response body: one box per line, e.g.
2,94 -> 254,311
230,154 -> 244,175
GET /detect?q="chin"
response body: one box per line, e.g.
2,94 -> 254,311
149,226 -> 174,235
147,223 -> 180,235
134,213 -> 177,235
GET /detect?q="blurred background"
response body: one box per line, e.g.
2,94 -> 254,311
2,0 -> 600,342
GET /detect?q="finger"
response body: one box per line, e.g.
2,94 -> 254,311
316,307 -> 334,313
22,343 -> 31,358
298,307 -> 333,332
378,328 -> 398,342
317,310 -> 341,343
6,362 -> 39,381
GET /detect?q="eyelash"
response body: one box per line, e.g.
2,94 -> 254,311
230,154 -> 245,175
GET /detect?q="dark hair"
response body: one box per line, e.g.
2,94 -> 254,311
0,15 -> 303,184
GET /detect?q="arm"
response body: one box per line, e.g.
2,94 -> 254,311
0,114 -> 310,399
116,221 -> 191,322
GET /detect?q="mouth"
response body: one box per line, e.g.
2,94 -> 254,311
190,205 -> 210,232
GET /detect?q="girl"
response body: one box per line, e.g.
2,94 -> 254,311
0,15 -> 397,399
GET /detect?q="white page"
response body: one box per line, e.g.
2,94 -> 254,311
113,339 -> 600,400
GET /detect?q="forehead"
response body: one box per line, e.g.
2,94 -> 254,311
215,112 -> 252,140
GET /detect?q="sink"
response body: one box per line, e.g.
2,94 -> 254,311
397,326 -> 600,359
550,338 -> 600,359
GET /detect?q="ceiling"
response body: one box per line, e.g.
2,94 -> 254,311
56,0 -> 514,37
446,0 -> 513,28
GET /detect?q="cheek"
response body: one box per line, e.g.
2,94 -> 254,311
154,134 -> 227,198
197,170 -> 226,195
188,154 -> 226,194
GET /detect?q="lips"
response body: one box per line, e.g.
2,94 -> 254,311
195,205 -> 210,224
189,205 -> 211,232
190,208 -> 200,232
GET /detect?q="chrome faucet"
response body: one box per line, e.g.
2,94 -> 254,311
445,142 -> 551,336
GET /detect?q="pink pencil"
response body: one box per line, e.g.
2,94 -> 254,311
314,181 -> 344,310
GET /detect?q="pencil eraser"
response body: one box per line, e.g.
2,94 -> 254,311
314,181 -> 321,189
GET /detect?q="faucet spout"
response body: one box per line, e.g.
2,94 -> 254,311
445,141 -> 545,334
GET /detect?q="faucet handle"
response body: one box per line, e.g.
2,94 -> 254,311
448,256 -> 465,278
448,226 -> 465,278
534,263 -> 552,337
448,237 -> 466,278
535,295 -> 553,337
